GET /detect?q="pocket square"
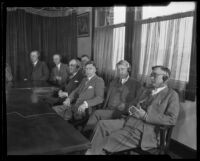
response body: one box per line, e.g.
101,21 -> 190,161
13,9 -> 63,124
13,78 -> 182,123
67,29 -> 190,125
74,80 -> 79,83
88,86 -> 93,89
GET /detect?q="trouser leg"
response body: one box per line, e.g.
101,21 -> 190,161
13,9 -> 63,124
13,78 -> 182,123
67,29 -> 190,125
86,119 -> 125,155
84,110 -> 115,131
102,127 -> 141,153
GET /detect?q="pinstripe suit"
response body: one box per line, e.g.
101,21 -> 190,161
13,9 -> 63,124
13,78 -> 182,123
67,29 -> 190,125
53,74 -> 105,120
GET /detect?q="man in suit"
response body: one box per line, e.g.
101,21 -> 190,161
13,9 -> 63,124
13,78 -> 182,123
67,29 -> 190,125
25,50 -> 49,81
52,61 -> 105,121
50,54 -> 69,86
45,59 -> 84,106
84,60 -> 141,132
85,65 -> 180,155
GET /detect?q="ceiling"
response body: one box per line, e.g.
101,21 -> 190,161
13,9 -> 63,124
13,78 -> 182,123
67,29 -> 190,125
31,7 -> 76,11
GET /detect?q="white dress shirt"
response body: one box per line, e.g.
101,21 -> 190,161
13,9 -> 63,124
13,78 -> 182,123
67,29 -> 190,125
152,85 -> 167,95
83,74 -> 96,108
33,60 -> 38,66
57,63 -> 61,71
121,75 -> 130,84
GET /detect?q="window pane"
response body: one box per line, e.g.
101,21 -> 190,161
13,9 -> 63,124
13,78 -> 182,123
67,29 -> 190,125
139,16 -> 193,82
95,7 -> 126,27
113,6 -> 126,24
142,2 -> 195,19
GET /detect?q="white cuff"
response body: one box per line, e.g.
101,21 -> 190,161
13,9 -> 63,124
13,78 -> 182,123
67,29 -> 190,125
63,92 -> 68,97
143,112 -> 148,121
83,101 -> 89,108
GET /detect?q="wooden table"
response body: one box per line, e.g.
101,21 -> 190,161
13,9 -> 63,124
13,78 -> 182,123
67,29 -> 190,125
6,81 -> 90,155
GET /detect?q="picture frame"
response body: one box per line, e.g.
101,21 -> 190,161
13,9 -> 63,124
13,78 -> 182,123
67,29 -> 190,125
77,12 -> 90,37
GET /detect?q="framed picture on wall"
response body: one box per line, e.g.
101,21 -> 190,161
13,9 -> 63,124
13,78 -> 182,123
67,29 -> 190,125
77,12 -> 90,37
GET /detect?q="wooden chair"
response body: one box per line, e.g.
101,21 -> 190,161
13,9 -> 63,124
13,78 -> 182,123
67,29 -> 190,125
103,125 -> 174,155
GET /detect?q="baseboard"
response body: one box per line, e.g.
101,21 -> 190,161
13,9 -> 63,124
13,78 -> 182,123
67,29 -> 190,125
169,139 -> 197,159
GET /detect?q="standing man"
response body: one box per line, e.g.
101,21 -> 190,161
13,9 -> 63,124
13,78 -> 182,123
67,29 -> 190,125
84,60 -> 141,132
50,54 -> 69,86
85,65 -> 180,155
25,50 -> 49,81
52,61 -> 105,121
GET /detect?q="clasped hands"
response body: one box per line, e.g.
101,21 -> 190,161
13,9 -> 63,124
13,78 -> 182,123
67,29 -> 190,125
62,97 -> 87,114
128,102 -> 146,119
55,76 -> 62,81
58,90 -> 68,98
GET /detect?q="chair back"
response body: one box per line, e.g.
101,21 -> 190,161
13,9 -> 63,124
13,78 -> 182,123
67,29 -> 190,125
159,125 -> 174,154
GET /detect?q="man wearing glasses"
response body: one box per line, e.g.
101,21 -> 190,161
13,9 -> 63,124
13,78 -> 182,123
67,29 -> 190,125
85,65 -> 180,155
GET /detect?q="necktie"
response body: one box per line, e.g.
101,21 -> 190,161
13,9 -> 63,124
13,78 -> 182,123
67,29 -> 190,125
85,78 -> 89,85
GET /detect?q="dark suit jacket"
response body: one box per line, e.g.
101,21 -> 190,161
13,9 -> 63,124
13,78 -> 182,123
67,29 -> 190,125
69,75 -> 105,109
29,61 -> 49,81
103,77 -> 141,113
62,69 -> 85,95
126,86 -> 180,150
50,63 -> 69,86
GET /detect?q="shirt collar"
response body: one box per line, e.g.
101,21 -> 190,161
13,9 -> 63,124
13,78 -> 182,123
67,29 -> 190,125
71,71 -> 78,78
57,63 -> 61,69
121,75 -> 130,84
87,74 -> 95,81
152,85 -> 167,95
33,60 -> 38,66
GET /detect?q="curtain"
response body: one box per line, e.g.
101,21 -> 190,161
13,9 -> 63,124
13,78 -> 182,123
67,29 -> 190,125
124,7 -> 142,79
93,26 -> 113,85
137,16 -> 194,100
93,26 -> 125,85
6,10 -> 77,81
185,8 -> 196,101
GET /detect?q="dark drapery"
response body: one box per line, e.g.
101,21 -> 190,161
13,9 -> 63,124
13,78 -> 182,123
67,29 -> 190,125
6,10 -> 77,81
124,7 -> 142,79
185,6 -> 196,101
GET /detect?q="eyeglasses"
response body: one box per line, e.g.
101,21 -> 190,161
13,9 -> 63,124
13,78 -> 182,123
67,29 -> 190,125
69,64 -> 76,67
150,73 -> 165,78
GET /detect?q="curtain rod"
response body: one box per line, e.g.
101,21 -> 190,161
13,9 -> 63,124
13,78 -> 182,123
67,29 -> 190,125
6,7 -> 77,17
136,11 -> 194,24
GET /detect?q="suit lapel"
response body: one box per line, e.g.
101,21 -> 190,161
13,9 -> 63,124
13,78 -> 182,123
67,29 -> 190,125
146,87 -> 169,111
33,61 -> 40,72
82,75 -> 97,92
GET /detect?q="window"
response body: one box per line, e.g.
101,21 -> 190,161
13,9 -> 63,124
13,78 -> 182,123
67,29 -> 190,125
137,2 -> 195,90
95,6 -> 126,27
94,7 -> 126,80
142,2 -> 195,19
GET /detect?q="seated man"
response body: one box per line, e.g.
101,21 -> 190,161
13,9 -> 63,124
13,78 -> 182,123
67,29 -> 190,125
84,60 -> 141,132
85,65 -> 180,155
52,61 -> 105,121
50,54 -> 69,86
46,59 -> 84,106
25,50 -> 49,81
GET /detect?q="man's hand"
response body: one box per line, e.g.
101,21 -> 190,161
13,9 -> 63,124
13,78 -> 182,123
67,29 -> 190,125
63,98 -> 71,107
128,105 -> 146,119
56,76 -> 62,81
117,103 -> 126,111
58,90 -> 68,98
78,103 -> 87,114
